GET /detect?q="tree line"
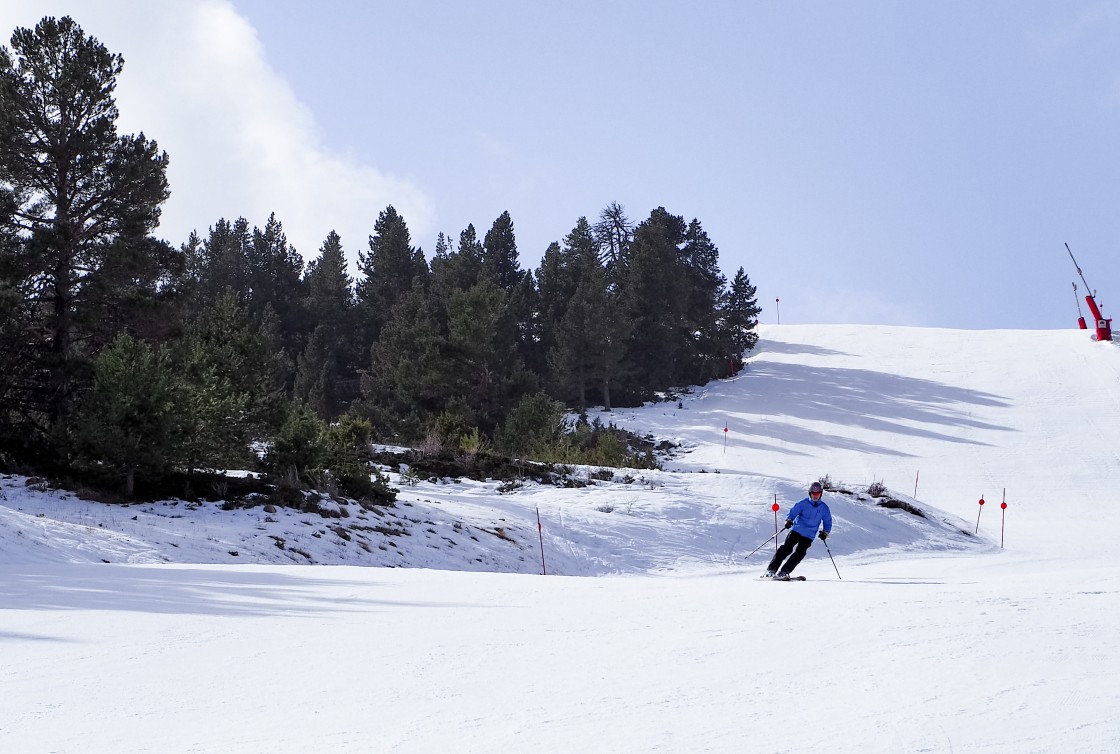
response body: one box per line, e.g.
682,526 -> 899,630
0,17 -> 761,500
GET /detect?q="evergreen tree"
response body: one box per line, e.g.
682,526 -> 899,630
495,392 -> 567,458
482,210 -> 522,291
536,218 -> 600,376
191,217 -> 252,309
0,16 -> 171,446
444,279 -> 535,434
304,231 -> 353,325
679,219 -> 730,383
593,201 -> 633,278
169,292 -> 287,472
296,230 -> 358,417
430,224 -> 485,302
549,259 -> 618,411
0,198 -> 46,450
616,208 -> 689,400
726,267 -> 762,362
294,325 -> 344,421
355,205 -> 427,346
359,279 -> 451,439
508,268 -> 543,377
247,212 -> 305,357
534,241 -> 567,363
75,334 -> 177,496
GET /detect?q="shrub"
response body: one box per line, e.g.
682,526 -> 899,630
264,402 -> 325,483
265,408 -> 396,506
496,392 -> 567,458
878,498 -> 926,518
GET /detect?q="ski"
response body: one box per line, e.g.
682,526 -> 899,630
769,575 -> 806,581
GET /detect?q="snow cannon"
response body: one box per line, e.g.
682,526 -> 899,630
1084,292 -> 1113,342
1065,244 -> 1113,342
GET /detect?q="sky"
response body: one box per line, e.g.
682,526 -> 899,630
4,323 -> 1120,751
3,1 -> 1120,329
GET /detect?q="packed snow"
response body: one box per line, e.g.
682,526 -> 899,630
2,324 -> 1119,753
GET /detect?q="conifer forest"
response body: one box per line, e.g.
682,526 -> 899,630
0,16 -> 761,501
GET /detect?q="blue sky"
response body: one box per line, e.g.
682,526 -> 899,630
4,1 -> 1119,329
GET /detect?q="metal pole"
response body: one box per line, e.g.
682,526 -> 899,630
773,496 -> 779,553
1065,243 -> 1093,291
822,538 -> 841,580
743,529 -> 783,560
535,506 -> 547,575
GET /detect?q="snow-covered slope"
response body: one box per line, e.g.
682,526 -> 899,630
3,324 -> 1119,753
602,324 -> 1120,556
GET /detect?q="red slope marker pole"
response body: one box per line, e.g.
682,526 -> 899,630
1001,490 -> 1007,549
536,506 -> 547,575
975,496 -> 985,534
772,498 -> 780,553
723,422 -> 728,454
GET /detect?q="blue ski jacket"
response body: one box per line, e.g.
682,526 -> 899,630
786,496 -> 832,540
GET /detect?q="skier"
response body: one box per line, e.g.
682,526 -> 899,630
765,481 -> 832,579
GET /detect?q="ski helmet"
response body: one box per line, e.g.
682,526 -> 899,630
809,482 -> 823,494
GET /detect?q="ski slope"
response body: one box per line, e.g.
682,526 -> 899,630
2,324 -> 1119,753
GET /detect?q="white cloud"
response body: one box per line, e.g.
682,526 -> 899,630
1,0 -> 433,264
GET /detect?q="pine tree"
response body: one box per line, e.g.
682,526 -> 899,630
359,279 -> 451,439
248,212 -> 305,357
304,231 -> 353,325
679,219 -> 730,383
1,201 -> 48,450
296,230 -> 358,417
444,279 -> 536,434
549,260 -> 615,411
507,269 -> 543,377
355,205 -> 428,346
169,293 -> 287,472
192,217 -> 252,309
0,16 -> 171,446
482,211 -> 523,291
593,201 -> 633,278
430,224 -> 485,302
536,218 -> 600,376
726,267 -> 762,362
75,334 -> 178,496
294,325 -> 343,421
616,208 -> 689,400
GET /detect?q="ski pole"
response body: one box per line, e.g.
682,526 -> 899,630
743,529 -> 783,560
822,537 -> 841,580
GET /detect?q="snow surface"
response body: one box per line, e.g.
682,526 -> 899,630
3,324 -> 1119,752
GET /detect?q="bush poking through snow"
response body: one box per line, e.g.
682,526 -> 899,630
877,498 -> 926,518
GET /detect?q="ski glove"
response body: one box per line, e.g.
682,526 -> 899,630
818,531 -> 829,541
784,520 -> 793,529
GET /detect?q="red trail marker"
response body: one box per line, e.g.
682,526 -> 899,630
772,498 -> 780,552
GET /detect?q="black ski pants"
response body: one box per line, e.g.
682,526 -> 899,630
767,530 -> 813,574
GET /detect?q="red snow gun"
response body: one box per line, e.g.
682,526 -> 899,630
1065,243 -> 1113,342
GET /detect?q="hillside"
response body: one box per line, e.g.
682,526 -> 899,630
3,324 -> 1120,753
